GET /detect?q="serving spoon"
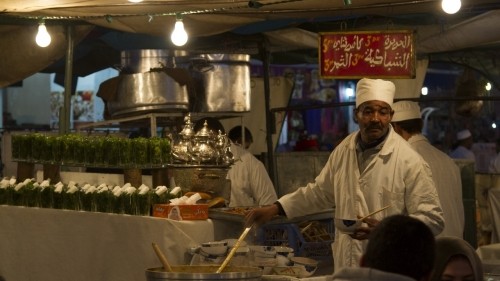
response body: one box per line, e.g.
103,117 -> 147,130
216,223 -> 254,273
152,242 -> 173,272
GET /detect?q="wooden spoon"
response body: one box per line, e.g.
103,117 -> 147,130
152,242 -> 173,272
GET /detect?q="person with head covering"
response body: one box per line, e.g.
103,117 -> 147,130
333,215 -> 436,281
245,78 -> 444,271
449,129 -> 476,162
430,237 -> 483,281
193,118 -> 277,207
391,101 -> 464,238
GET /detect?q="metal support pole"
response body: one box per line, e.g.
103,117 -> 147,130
259,42 -> 277,188
60,25 -> 74,135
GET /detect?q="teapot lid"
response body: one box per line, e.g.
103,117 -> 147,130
195,120 -> 214,138
179,114 -> 194,137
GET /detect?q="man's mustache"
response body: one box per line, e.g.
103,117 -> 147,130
366,124 -> 383,130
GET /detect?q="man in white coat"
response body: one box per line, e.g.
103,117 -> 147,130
245,78 -> 444,272
391,101 -> 464,238
194,118 -> 278,207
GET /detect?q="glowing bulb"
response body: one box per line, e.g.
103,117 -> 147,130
36,22 -> 51,47
170,19 -> 188,46
486,82 -> 492,91
128,0 -> 143,2
492,122 -> 497,129
345,87 -> 354,97
421,86 -> 428,96
442,0 -> 461,14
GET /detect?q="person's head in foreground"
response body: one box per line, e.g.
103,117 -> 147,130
361,214 -> 435,281
353,78 -> 395,145
429,236 -> 483,281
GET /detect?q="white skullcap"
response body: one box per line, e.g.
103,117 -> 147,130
457,129 -> 472,141
355,78 -> 395,108
391,101 -> 421,122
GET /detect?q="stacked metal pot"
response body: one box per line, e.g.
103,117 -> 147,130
97,49 -> 251,118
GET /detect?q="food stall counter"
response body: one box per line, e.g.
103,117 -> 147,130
0,205 -> 215,281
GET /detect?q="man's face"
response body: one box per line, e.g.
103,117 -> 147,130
354,100 -> 394,143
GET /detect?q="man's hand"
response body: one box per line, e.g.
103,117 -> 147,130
244,204 -> 280,227
349,217 -> 380,240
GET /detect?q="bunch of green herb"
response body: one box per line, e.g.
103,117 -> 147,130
73,135 -> 87,165
133,137 -> 149,167
119,138 -> 133,168
95,184 -> 113,213
111,185 -> 125,214
19,134 -> 34,161
11,135 -> 21,160
0,178 -> 13,205
23,179 -> 41,207
53,182 -> 65,209
121,184 -> 138,215
105,136 -> 120,166
39,180 -> 54,208
62,182 -> 81,211
136,184 -> 152,216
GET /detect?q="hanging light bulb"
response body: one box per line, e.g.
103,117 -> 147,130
170,14 -> 188,47
36,20 -> 51,47
441,0 -> 461,14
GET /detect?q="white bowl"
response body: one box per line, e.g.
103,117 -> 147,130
200,241 -> 228,256
334,218 -> 362,234
290,257 -> 318,277
250,245 -> 276,258
222,238 -> 247,248
272,265 -> 303,277
274,246 -> 294,258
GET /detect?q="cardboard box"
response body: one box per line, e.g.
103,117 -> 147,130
152,204 -> 209,220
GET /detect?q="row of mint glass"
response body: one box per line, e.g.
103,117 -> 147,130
11,133 -> 171,168
0,178 -> 179,216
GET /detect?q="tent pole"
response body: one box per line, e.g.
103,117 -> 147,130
60,25 -> 74,135
259,42 -> 277,189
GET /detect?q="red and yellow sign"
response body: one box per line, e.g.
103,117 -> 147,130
319,30 -> 416,79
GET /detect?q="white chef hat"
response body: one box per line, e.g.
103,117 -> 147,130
457,129 -> 472,141
355,78 -> 395,108
391,101 -> 421,122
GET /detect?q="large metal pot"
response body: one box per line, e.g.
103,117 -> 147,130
107,71 -> 190,117
189,54 -> 251,112
145,265 -> 262,281
120,49 -> 189,73
168,166 -> 231,201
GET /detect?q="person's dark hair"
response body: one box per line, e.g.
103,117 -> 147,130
228,126 -> 253,144
193,117 -> 225,134
362,215 -> 435,281
391,118 -> 423,134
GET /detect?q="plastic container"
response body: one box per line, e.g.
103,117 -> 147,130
256,219 -> 334,258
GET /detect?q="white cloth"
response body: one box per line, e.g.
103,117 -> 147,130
0,205 -> 215,281
332,267 -> 416,281
407,134 -> 465,238
227,143 -> 277,207
278,127 -> 444,272
449,145 -> 476,162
